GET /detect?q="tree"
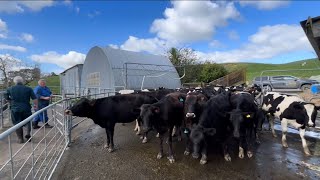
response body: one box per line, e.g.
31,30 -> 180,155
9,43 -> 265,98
0,55 -> 21,88
167,47 -> 198,83
199,62 -> 228,83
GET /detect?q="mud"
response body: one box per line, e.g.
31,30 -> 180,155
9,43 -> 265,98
53,120 -> 320,180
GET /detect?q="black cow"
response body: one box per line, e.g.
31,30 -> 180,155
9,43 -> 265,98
65,94 -> 157,152
262,92 -> 318,155
229,93 -> 263,160
183,92 -> 208,156
140,92 -> 186,163
190,92 -> 232,164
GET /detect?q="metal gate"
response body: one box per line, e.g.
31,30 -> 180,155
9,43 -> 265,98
0,92 -> 113,180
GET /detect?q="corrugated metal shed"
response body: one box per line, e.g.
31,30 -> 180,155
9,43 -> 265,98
81,46 -> 181,91
60,64 -> 83,96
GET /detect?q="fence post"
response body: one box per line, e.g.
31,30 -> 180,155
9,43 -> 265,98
0,93 -> 3,129
63,100 -> 72,147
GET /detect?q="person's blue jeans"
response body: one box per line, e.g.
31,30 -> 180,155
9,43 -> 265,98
34,103 -> 49,123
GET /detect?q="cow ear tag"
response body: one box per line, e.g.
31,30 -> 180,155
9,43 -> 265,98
246,114 -> 251,118
179,98 -> 184,102
184,129 -> 189,134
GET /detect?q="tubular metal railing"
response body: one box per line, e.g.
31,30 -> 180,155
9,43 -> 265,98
0,92 -> 114,180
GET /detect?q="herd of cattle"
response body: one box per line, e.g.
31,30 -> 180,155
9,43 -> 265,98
64,85 -> 318,165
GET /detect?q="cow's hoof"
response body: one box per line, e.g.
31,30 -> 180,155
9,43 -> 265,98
192,153 -> 199,159
239,152 -> 244,159
255,140 -> 261,144
273,134 -> 277,138
304,150 -> 311,156
156,133 -> 160,138
184,150 -> 190,156
167,156 -> 175,163
239,147 -> 244,159
282,142 -> 288,148
177,137 -> 182,142
136,131 -> 141,135
157,153 -> 163,159
224,154 -> 231,162
142,137 -> 148,144
103,144 -> 109,149
108,147 -> 114,153
200,158 -> 207,165
247,151 -> 253,158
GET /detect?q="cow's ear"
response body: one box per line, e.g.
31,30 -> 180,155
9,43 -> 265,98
204,128 -> 216,136
89,99 -> 96,106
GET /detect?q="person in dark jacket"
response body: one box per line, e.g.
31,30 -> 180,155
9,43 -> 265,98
33,79 -> 53,129
5,76 -> 38,143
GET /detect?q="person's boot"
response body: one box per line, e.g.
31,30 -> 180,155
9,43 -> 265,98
25,123 -> 32,142
33,121 -> 40,129
15,128 -> 24,144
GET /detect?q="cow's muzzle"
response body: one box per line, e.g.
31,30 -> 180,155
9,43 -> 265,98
65,110 -> 73,115
186,113 -> 196,118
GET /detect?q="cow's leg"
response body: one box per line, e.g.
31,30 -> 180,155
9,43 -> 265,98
167,127 -> 175,163
299,128 -> 311,156
142,132 -> 148,143
184,133 -> 192,155
157,133 -> 164,159
200,140 -> 208,165
281,118 -> 288,148
104,128 -> 111,149
105,124 -> 115,153
246,128 -> 254,158
223,136 -> 232,162
238,136 -> 245,159
171,126 -> 176,137
134,119 -> 138,131
269,115 -> 277,137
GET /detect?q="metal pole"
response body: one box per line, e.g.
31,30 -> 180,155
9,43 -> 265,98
125,63 -> 128,89
0,93 -> 3,129
8,134 -> 14,179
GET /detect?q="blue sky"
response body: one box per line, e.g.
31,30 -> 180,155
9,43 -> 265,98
0,0 -> 319,74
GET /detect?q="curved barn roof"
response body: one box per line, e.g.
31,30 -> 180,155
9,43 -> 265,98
81,46 -> 181,91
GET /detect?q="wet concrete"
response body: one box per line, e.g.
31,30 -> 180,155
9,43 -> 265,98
53,120 -> 320,180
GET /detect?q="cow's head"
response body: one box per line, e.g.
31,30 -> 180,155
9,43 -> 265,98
140,104 -> 160,133
65,98 -> 96,118
228,109 -> 254,138
190,125 -> 216,158
304,103 -> 318,127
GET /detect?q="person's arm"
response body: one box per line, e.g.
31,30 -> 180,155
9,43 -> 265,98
35,86 -> 50,100
31,88 -> 38,109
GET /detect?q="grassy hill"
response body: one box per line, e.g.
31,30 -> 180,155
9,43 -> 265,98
223,58 -> 320,83
28,75 -> 60,94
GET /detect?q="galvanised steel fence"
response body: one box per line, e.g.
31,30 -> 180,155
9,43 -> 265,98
0,91 -> 115,180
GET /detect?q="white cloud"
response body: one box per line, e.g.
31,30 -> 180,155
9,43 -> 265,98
239,1 -> 290,10
88,10 -> 101,18
20,33 -> 34,43
196,24 -> 313,63
30,51 -> 86,69
0,18 -> 8,38
209,40 -> 224,48
0,44 -> 26,52
120,36 -> 173,55
0,1 -> 54,13
228,30 -> 239,40
108,44 -> 119,49
150,1 -> 240,43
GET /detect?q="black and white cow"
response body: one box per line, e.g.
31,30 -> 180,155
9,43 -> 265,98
140,92 -> 186,163
65,94 -> 157,152
262,92 -> 318,155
